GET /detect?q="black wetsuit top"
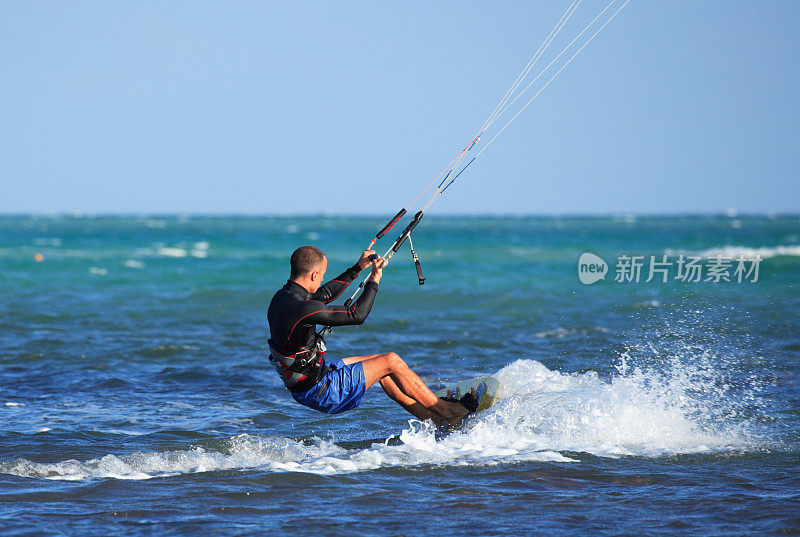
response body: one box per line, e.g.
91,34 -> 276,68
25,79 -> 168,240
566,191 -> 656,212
267,263 -> 379,392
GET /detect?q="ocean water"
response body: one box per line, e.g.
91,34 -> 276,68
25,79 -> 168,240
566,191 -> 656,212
1,214 -> 798,536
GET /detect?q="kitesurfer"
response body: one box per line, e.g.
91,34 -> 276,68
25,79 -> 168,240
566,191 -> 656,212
267,245 -> 471,427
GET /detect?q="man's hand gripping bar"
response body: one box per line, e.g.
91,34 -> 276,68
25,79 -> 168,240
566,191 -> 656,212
344,212 -> 425,307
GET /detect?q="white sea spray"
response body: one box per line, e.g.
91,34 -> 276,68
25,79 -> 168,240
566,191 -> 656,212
0,358 -> 765,481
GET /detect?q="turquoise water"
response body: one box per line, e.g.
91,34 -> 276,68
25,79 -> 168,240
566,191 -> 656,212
1,214 -> 798,535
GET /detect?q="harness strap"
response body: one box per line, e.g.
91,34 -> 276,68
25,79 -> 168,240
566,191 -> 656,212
268,339 -> 327,393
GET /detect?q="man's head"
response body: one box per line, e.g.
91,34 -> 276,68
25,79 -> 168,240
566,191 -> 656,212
290,245 -> 327,293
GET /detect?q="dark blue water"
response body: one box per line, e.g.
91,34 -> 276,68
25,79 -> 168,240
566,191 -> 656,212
1,214 -> 798,535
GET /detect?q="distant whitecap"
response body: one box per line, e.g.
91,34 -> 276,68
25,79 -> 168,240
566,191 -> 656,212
124,260 -> 146,269
158,247 -> 188,258
699,244 -> 800,259
666,244 -> 800,259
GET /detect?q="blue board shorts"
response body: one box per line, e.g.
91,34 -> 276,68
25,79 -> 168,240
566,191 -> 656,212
291,358 -> 366,414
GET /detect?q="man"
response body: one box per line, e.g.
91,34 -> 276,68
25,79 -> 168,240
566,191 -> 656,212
267,245 -> 470,428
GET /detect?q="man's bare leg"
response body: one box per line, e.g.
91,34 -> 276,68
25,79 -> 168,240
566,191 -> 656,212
378,375 -> 445,427
343,354 -> 443,425
344,352 -> 469,427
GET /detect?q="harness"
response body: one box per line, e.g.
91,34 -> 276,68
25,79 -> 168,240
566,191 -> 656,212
268,336 -> 328,393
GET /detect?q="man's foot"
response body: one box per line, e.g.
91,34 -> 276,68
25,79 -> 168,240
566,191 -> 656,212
435,398 -> 470,427
458,383 -> 486,413
458,391 -> 480,413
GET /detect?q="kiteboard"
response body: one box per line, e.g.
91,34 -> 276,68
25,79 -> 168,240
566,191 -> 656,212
435,376 -> 501,414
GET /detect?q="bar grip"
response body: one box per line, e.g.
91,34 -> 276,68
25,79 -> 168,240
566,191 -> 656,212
414,258 -> 425,285
376,209 -> 406,239
391,211 -> 424,253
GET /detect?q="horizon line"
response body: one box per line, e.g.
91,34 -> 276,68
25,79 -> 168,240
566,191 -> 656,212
0,210 -> 797,219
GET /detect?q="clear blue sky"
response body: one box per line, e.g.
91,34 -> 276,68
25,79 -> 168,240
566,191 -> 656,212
2,1 -> 798,215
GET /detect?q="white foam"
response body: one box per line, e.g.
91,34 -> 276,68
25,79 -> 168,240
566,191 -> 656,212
157,247 -> 188,258
491,358 -> 753,457
124,259 -> 145,269
3,402 -> 25,407
667,244 -> 800,260
0,429 -> 572,482
701,244 -> 800,259
88,267 -> 108,276
0,359 -> 764,482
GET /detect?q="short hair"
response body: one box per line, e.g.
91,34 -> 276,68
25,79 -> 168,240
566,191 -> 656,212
290,245 -> 326,279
